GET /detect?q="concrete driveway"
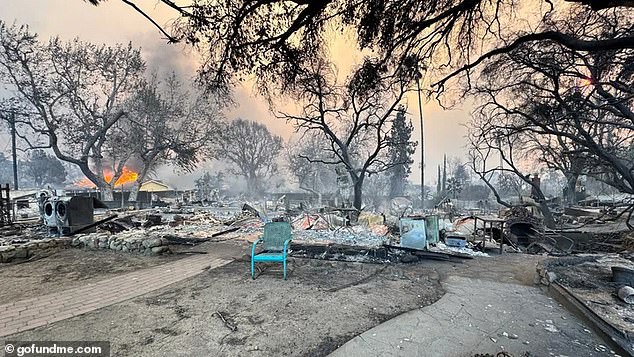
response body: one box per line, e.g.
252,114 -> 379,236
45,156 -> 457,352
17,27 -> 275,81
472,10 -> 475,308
330,275 -> 618,357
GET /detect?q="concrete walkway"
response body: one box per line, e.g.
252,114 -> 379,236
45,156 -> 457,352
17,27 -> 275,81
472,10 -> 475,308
0,254 -> 231,337
330,276 -> 617,357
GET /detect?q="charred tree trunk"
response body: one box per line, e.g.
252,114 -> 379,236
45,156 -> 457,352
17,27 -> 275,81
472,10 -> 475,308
128,182 -> 141,202
129,163 -> 153,203
539,201 -> 556,229
101,187 -> 114,201
531,180 -> 556,229
564,173 -> 579,205
246,172 -> 260,196
352,177 -> 364,212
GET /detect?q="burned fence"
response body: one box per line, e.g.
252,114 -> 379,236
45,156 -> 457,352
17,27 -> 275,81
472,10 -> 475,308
0,184 -> 11,226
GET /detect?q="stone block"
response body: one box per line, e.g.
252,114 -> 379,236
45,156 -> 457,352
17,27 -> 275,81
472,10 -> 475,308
1,250 -> 16,262
142,238 -> 162,249
151,246 -> 170,255
14,247 -> 28,259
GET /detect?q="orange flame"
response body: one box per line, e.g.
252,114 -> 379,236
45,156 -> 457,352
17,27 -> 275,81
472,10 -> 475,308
579,77 -> 593,87
74,167 -> 139,188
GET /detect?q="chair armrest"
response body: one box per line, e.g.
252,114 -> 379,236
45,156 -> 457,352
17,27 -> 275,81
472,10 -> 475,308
251,239 -> 263,257
283,239 -> 292,258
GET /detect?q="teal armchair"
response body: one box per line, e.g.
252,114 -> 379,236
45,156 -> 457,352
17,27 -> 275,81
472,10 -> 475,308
251,221 -> 292,279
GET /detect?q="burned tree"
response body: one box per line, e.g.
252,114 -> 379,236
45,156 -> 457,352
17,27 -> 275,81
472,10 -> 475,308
194,171 -> 225,201
286,132 -> 337,205
85,0 -> 634,103
23,150 -> 67,187
470,10 -> 634,192
468,8 -> 634,228
524,126 -> 590,205
124,72 -> 222,202
216,119 -> 282,195
0,22 -> 145,200
468,123 -> 557,228
278,58 -> 415,212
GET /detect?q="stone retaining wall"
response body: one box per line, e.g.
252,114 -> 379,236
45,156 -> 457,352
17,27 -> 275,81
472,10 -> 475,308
0,237 -> 73,263
0,233 -> 172,264
71,233 -> 172,256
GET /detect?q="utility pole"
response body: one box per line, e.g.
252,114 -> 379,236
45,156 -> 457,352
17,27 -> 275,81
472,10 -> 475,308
10,111 -> 18,190
416,73 -> 425,210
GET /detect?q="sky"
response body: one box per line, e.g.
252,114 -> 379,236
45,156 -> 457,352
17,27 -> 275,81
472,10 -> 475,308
0,0 -> 470,189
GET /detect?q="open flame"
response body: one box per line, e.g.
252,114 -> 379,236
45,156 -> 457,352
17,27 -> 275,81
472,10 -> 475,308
74,167 -> 139,188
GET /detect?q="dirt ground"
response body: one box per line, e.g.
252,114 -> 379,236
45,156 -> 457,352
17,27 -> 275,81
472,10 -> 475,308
436,252 -> 545,287
0,248 -> 180,302
1,240 -> 549,357
544,255 -> 634,335
7,251 -> 442,356
0,235 -> 246,302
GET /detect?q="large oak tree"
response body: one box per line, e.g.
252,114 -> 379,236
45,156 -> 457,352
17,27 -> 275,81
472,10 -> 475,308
0,22 -> 145,200
83,0 -> 634,100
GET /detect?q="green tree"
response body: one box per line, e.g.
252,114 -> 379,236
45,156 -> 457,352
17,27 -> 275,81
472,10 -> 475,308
388,105 -> 417,198
446,177 -> 464,199
453,163 -> 469,186
442,154 -> 447,194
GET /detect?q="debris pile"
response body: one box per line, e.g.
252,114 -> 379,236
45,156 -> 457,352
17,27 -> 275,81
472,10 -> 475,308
430,242 -> 490,257
503,206 -> 542,245
2,192 -> 563,263
538,255 -> 634,356
0,205 -> 264,261
70,208 -> 259,255
293,226 -> 387,248
290,242 -> 389,263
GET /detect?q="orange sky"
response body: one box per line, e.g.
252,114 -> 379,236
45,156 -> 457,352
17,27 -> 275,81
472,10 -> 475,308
0,0 -> 471,187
